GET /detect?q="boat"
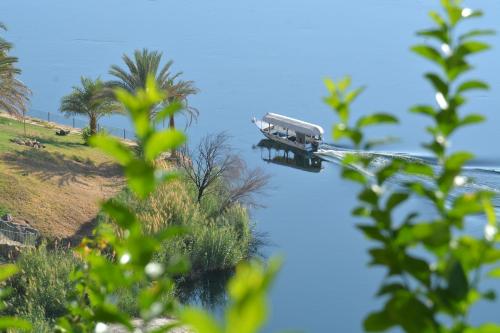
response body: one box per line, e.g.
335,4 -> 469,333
253,139 -> 323,173
252,113 -> 324,151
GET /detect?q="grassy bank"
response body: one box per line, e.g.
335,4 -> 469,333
0,113 -> 123,238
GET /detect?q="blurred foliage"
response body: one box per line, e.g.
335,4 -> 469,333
180,258 -> 281,333
51,77 -> 280,333
325,1 -> 500,332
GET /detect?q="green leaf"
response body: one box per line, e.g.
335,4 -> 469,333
404,162 -> 434,177
445,3 -> 463,27
385,293 -> 435,333
450,193 -> 486,218
356,113 -> 398,128
417,29 -> 448,43
483,290 -> 496,301
89,134 -> 134,165
483,196 -> 497,227
125,160 -> 156,199
332,123 -> 346,141
459,114 -> 485,127
114,88 -> 151,139
410,105 -> 436,117
345,86 -> 365,104
101,200 -> 137,229
357,225 -> 385,242
0,264 -> 18,281
0,317 -> 31,330
324,78 -> 337,93
364,310 -> 394,332
412,222 -> 450,247
425,73 -> 448,95
464,323 -> 500,333
429,11 -> 446,27
445,151 -> 474,170
377,160 -> 403,184
488,267 -> 500,278
364,137 -> 400,150
338,76 -> 352,92
457,41 -> 490,56
154,101 -> 183,124
225,258 -> 282,333
403,255 -> 431,286
459,29 -> 495,41
411,45 -> 444,66
386,192 -> 409,211
447,261 -> 469,300
446,62 -> 472,82
457,80 -> 489,93
93,304 -> 133,330
358,188 -> 379,205
352,206 -> 370,217
342,168 -> 366,184
144,129 -> 187,161
180,308 -> 222,333
376,283 -> 406,296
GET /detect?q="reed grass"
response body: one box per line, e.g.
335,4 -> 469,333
4,245 -> 80,332
106,174 -> 257,277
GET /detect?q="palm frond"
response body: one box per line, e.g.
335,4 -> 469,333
60,77 -> 122,127
0,24 -> 30,116
107,48 -> 199,123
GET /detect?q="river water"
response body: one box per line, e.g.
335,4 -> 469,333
2,0 -> 500,331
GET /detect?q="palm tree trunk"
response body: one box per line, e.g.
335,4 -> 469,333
169,114 -> 177,158
169,114 -> 175,129
22,110 -> 27,137
89,115 -> 97,135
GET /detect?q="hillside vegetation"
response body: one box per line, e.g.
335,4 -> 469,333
0,113 -> 123,238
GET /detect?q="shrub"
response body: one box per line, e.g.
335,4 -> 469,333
0,206 -> 9,217
106,181 -> 256,278
81,126 -> 92,145
81,126 -> 108,145
5,245 -> 79,330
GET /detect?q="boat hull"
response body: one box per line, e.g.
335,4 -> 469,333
261,130 -> 313,151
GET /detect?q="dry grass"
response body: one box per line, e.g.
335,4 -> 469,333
0,113 -> 124,239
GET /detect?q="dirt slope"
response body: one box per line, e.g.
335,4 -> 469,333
0,114 -> 124,239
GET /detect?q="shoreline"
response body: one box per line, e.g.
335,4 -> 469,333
0,111 -> 136,146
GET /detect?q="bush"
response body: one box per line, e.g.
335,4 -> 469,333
5,245 -> 79,331
0,206 -> 9,217
104,177 -> 257,278
81,126 -> 92,145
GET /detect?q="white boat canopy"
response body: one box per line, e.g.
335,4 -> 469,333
262,113 -> 324,138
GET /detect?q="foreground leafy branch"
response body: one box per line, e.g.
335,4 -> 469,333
326,1 -> 500,332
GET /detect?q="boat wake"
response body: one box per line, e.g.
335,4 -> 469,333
314,144 -> 500,211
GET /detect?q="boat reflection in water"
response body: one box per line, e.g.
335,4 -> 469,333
253,139 -> 323,173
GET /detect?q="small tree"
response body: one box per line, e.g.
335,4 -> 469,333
218,165 -> 270,214
179,132 -> 269,209
60,77 -> 121,135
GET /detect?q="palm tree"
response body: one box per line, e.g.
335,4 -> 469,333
0,23 -> 30,119
108,48 -> 198,128
60,77 -> 121,135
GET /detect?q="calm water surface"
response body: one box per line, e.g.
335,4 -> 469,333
2,1 -> 500,331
